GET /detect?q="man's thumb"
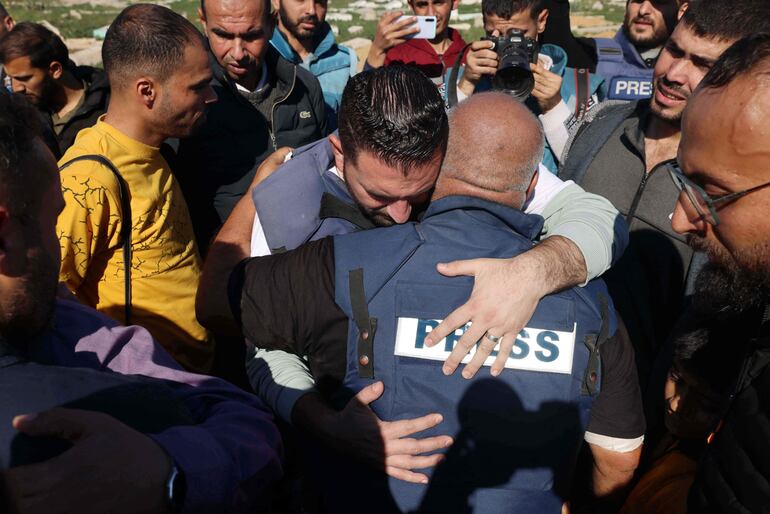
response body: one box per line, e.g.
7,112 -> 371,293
355,381 -> 384,406
12,408 -> 95,442
436,259 -> 479,278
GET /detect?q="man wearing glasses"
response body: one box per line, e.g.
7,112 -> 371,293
667,32 -> 770,512
556,0 -> 770,387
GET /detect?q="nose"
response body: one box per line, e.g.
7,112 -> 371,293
664,56 -> 689,85
11,79 -> 23,93
231,38 -> 246,62
426,3 -> 436,16
670,192 -> 704,235
306,0 -> 317,16
386,200 -> 412,224
638,0 -> 654,15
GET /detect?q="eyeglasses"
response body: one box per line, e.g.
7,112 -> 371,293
666,159 -> 770,226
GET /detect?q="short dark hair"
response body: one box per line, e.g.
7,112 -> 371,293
699,33 -> 770,91
102,4 -> 205,86
681,0 -> 770,43
337,66 -> 448,174
0,93 -> 46,219
481,0 -> 546,21
0,22 -> 69,69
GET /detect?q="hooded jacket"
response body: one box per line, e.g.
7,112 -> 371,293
270,22 -> 356,130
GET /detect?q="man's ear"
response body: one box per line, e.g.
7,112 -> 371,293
135,77 -> 157,109
49,60 -> 64,81
329,134 -> 345,177
3,15 -> 14,33
198,7 -> 208,33
271,0 -> 280,14
536,8 -> 549,35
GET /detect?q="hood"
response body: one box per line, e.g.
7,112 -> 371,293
539,43 -> 568,76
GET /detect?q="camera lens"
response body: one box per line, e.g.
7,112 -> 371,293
493,45 -> 535,101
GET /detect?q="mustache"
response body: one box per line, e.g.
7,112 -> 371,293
298,14 -> 319,24
657,75 -> 690,98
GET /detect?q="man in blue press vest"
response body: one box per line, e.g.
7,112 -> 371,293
269,0 -> 357,130
198,66 -> 630,486
226,93 -> 645,512
594,0 -> 680,101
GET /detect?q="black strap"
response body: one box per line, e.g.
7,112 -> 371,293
447,43 -> 473,108
573,68 -> 591,122
59,154 -> 132,323
349,268 -> 376,379
582,294 -> 610,396
319,193 -> 376,231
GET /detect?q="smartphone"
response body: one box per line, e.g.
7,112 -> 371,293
397,15 -> 437,39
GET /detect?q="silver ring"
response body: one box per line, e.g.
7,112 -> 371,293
484,332 -> 502,344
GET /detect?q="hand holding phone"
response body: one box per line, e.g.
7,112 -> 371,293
397,15 -> 437,39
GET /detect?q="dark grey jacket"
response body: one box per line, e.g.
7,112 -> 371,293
559,101 -> 699,386
176,46 -> 327,252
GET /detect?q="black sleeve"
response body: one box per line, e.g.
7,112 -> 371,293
586,317 -> 646,439
227,237 -> 350,387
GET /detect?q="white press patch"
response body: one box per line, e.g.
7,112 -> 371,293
394,318 -> 576,374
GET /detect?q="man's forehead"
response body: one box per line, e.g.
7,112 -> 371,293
484,13 -> 533,32
683,77 -> 770,181
671,23 -> 733,62
4,55 -> 35,73
205,0 -> 265,26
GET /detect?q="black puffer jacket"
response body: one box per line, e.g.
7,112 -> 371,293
176,46 -> 327,252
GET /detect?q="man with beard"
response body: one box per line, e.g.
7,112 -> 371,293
594,0 -> 680,101
175,0 -> 327,254
0,23 -> 109,154
197,66 -> 630,484
0,89 -> 282,514
57,5 -> 217,373
0,2 -> 15,90
269,0 -> 357,129
557,0 -> 770,388
665,32 -> 770,512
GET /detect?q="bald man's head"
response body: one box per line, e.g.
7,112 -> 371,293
436,92 -> 544,208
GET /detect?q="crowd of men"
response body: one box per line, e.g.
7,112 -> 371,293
0,0 -> 769,512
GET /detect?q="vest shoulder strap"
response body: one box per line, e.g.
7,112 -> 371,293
58,154 -> 132,323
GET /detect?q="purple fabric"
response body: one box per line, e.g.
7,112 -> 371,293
28,298 -> 283,514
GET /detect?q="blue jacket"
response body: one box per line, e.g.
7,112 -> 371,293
271,23 -> 357,131
252,136 -> 373,253
333,195 -> 616,512
447,43 -> 605,173
0,341 -> 193,469
595,29 -> 654,101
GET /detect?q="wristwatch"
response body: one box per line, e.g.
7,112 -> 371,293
165,460 -> 187,514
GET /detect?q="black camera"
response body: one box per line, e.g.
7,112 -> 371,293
482,29 -> 539,101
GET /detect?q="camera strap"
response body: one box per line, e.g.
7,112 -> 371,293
573,68 -> 592,122
447,43 -> 473,108
59,154 -> 133,324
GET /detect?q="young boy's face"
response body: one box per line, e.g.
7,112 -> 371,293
483,6 -> 548,40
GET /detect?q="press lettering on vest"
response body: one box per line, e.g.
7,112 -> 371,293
396,317 -> 576,374
610,77 -> 653,100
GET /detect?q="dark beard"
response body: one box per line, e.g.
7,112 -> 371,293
0,246 -> 59,345
692,258 -> 770,319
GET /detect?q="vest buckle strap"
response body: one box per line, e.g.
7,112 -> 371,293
349,268 -> 377,378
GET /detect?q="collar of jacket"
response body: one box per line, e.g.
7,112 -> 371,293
208,44 -> 295,97
613,28 -> 647,68
270,22 -> 344,63
621,99 -> 657,158
391,27 -> 466,61
70,65 -> 109,114
423,195 -> 544,240
539,43 -> 568,76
